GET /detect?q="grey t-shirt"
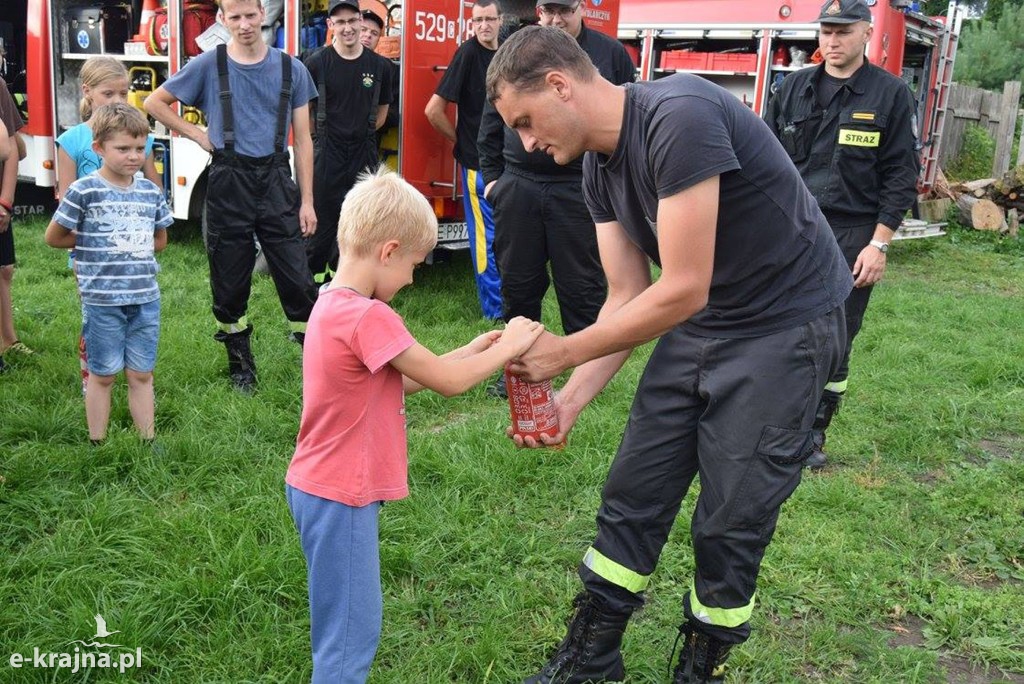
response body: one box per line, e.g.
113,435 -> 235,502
163,48 -> 316,158
584,74 -> 851,338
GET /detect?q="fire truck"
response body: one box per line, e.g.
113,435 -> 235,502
8,0 -> 622,247
617,0 -> 962,235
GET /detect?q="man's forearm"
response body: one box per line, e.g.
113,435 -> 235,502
294,136 -> 314,203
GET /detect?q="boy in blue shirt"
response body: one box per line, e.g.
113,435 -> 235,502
45,103 -> 173,444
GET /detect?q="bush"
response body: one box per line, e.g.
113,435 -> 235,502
945,123 -> 996,181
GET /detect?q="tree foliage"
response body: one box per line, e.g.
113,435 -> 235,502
954,2 -> 1024,90
920,0 -> 983,16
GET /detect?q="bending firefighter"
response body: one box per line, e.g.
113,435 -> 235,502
489,27 -> 851,683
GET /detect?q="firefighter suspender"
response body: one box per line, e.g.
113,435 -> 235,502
366,61 -> 382,136
276,54 -> 293,153
216,44 -> 293,154
313,47 -> 329,141
216,45 -> 234,151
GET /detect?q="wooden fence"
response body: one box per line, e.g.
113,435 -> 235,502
938,81 -> 1022,173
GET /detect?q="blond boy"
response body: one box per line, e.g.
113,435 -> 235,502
285,166 -> 542,682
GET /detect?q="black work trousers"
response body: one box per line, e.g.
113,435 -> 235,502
309,138 -> 377,282
580,308 -> 845,644
205,151 -> 317,327
831,222 -> 877,384
489,171 -> 606,335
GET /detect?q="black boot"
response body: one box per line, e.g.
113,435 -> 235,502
214,326 -> 257,393
523,592 -> 630,684
804,389 -> 843,470
671,623 -> 732,683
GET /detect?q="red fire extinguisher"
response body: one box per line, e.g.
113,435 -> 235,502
505,368 -> 561,444
772,44 -> 790,66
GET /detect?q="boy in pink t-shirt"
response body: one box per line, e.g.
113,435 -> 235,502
285,166 -> 543,683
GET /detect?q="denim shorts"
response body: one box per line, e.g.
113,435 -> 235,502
82,299 -> 161,376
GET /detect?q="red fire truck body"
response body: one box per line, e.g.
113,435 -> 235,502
617,0 -> 961,201
12,0 -> 622,244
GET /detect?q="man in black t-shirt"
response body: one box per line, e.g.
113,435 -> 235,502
304,0 -> 394,284
486,27 -> 852,683
424,0 -> 503,320
359,9 -> 400,147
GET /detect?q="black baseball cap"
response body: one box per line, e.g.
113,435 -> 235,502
816,0 -> 872,24
536,0 -> 577,7
361,9 -> 384,28
328,0 -> 360,16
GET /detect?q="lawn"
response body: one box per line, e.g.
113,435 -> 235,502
1,217 -> 1022,683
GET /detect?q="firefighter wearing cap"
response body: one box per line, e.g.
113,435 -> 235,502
424,0 -> 505,321
145,0 -> 318,392
765,0 -> 919,468
359,8 -> 400,146
303,0 -> 394,284
477,0 -> 634,396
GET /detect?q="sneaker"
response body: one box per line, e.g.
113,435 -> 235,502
6,341 -> 34,355
145,439 -> 168,457
289,331 -> 305,346
487,374 -> 508,399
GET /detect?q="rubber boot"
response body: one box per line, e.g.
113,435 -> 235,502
523,592 -> 630,684
804,389 -> 842,470
671,623 -> 733,683
214,326 -> 257,393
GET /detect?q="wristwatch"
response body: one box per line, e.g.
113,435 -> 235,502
869,239 -> 889,254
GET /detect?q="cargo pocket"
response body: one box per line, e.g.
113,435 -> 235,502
726,425 -> 812,530
757,424 -> 814,466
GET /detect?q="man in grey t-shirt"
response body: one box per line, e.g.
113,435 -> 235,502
487,26 -> 851,683
146,0 -> 318,392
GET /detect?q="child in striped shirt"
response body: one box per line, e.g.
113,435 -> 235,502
45,104 -> 173,444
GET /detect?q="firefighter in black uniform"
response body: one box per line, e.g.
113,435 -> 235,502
765,0 -> 919,468
304,0 -> 393,284
477,0 -> 635,396
146,0 -> 319,392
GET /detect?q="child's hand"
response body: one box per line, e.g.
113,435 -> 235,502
499,316 -> 544,357
465,330 -> 502,354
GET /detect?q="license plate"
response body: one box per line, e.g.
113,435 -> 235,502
437,221 -> 469,245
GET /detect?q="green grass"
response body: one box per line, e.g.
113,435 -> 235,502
1,218 -> 1022,683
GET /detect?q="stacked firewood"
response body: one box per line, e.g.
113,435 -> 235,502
938,166 -> 1024,236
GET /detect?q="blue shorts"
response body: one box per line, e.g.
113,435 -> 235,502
81,299 -> 161,376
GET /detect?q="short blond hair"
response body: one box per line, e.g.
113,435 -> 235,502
337,166 -> 438,257
91,103 -> 150,144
